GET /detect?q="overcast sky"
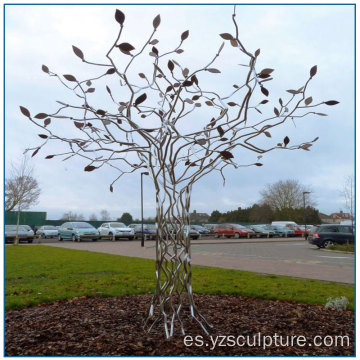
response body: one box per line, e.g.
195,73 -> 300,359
4,4 -> 354,221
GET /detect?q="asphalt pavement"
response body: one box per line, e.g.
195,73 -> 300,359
37,237 -> 354,284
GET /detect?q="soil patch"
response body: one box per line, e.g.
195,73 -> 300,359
5,294 -> 354,356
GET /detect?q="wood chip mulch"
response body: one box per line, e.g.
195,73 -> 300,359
5,294 -> 354,356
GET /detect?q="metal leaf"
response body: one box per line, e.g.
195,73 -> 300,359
217,126 -> 225,137
219,33 -> 233,40
135,93 -> 147,106
106,68 -> 116,75
139,73 -> 146,78
44,118 -> 51,126
274,107 -> 280,116
310,65 -> 317,78
168,60 -> 174,72
115,9 -> 125,25
42,65 -> 49,73
149,39 -> 159,45
153,14 -> 161,29
118,42 -> 135,53
220,150 -> 234,159
72,45 -> 84,60
324,100 -> 339,106
260,86 -> 269,97
84,165 -> 97,172
254,163 -> 263,166
63,74 -> 77,82
182,80 -> 193,87
74,121 -> 84,129
34,113 -> 48,119
264,131 -> 271,138
255,49 -> 261,57
227,102 -> 237,107
45,155 -> 54,159
86,88 -> 95,93
305,97 -> 313,105
284,136 -> 290,147
20,106 -> 30,118
38,134 -> 48,139
181,30 -> 189,41
32,148 -> 39,157
207,68 -> 221,73
96,109 -> 106,116
260,68 -> 274,75
195,139 -> 206,145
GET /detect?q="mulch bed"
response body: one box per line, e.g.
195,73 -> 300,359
5,294 -> 354,356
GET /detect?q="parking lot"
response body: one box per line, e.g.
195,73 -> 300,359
34,236 -> 354,284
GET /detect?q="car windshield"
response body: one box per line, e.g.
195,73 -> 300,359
73,222 -> 94,229
110,223 -> 126,228
5,225 -> 17,230
145,224 -> 156,230
233,224 -> 246,229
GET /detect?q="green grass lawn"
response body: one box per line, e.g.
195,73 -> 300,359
5,245 -> 354,310
328,243 -> 355,253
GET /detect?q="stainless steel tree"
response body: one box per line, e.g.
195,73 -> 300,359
21,6 -> 338,337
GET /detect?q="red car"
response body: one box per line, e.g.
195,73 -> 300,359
288,225 -> 310,236
213,224 -> 255,239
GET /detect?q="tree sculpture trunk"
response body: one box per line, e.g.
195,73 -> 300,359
145,184 -> 211,337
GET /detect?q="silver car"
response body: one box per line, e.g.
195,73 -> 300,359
36,225 -> 59,239
98,222 -> 135,240
5,225 -> 34,243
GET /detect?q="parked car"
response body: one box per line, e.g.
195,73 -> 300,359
270,225 -> 295,237
129,224 -> 157,240
201,224 -> 217,233
308,224 -> 354,248
184,225 -> 200,240
36,225 -> 59,239
58,222 -> 100,242
164,224 -> 200,240
249,225 -> 275,238
213,224 -> 255,238
98,222 -> 135,240
190,225 -> 211,235
5,225 -> 34,243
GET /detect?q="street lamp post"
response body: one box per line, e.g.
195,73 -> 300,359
303,191 -> 310,239
141,172 -> 149,247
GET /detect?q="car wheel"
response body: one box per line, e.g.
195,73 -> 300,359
58,234 -> 63,241
234,232 -> 240,239
92,238 -> 98,242
71,234 -> 77,242
28,239 -> 33,243
214,233 -> 219,238
322,240 -> 334,248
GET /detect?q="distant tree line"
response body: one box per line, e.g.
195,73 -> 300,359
208,204 -> 321,224
208,179 -> 321,224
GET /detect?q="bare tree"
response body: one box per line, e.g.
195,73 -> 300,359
5,157 -> 41,244
100,209 -> 112,221
61,211 -> 84,221
89,213 -> 98,221
260,179 -> 315,211
342,175 -> 354,228
21,7 -> 338,336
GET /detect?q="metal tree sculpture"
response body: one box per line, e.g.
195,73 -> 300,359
21,7 -> 338,337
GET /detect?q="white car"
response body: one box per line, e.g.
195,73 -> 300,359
36,225 -> 59,238
98,222 -> 135,240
